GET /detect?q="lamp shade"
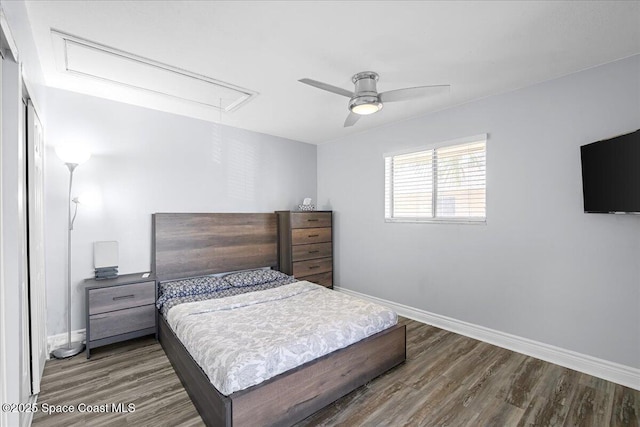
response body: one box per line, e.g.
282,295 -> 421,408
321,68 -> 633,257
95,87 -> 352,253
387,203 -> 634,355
55,144 -> 91,165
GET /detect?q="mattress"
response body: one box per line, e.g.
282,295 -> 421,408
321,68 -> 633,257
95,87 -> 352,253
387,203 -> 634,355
166,281 -> 397,395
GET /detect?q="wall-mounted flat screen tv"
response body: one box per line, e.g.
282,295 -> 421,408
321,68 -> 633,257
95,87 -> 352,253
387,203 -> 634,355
580,129 -> 640,214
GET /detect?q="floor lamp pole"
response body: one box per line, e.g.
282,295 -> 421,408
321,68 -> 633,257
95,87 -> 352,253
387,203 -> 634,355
51,163 -> 85,359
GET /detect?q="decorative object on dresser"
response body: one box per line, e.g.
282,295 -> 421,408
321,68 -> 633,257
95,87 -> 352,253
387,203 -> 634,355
51,143 -> 91,359
276,210 -> 333,288
93,240 -> 119,279
298,197 -> 315,211
84,272 -> 156,359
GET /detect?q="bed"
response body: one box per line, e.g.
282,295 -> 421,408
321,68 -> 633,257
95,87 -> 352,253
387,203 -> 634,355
152,213 -> 406,427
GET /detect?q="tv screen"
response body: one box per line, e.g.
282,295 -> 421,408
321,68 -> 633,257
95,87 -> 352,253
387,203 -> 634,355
580,129 -> 640,213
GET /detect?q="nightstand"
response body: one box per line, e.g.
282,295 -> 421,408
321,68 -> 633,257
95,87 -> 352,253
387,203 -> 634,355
84,272 -> 156,359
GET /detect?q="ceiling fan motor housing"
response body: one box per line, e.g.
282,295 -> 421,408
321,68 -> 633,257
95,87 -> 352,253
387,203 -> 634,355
349,71 -> 383,114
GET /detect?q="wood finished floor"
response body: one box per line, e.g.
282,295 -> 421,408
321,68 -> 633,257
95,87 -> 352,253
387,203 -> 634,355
33,317 -> 639,427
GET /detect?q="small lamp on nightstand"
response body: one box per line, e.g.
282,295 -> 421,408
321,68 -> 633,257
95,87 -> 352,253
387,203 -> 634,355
51,144 -> 91,359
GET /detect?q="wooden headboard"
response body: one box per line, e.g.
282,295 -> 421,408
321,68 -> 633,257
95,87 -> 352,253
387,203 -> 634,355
152,213 -> 278,281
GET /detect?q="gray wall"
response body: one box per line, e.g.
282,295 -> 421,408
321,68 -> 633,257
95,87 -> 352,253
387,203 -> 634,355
44,88 -> 317,336
318,55 -> 640,368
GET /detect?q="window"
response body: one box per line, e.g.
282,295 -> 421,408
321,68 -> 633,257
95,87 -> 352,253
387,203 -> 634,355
385,135 -> 486,223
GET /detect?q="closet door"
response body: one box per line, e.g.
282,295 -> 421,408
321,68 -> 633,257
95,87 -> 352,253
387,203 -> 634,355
27,99 -> 46,394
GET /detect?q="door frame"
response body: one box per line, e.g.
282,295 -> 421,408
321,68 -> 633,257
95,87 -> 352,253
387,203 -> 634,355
0,8 -> 20,427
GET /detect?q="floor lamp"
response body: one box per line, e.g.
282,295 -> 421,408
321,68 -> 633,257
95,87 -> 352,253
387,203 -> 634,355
51,144 -> 91,359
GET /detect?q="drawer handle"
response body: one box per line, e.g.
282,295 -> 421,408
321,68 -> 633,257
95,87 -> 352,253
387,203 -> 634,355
308,234 -> 319,238
309,265 -> 321,270
113,294 -> 135,301
308,250 -> 320,254
307,218 -> 319,222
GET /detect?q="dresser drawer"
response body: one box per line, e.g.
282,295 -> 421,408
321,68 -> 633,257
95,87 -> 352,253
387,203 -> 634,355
290,212 -> 332,229
291,227 -> 332,245
293,258 -> 332,277
89,304 -> 155,341
88,281 -> 155,315
300,271 -> 333,288
292,242 -> 332,262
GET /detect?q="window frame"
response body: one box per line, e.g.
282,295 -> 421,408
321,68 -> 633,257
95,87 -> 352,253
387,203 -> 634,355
384,134 -> 487,225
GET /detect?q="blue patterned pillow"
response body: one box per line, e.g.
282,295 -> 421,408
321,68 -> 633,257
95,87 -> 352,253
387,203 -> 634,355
221,269 -> 290,287
157,275 -> 229,309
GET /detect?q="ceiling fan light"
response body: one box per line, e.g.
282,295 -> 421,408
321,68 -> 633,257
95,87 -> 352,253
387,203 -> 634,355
349,95 -> 383,116
351,102 -> 382,115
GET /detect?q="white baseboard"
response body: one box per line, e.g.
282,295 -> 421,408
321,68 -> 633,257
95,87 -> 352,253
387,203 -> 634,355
335,286 -> 640,391
46,329 -> 86,359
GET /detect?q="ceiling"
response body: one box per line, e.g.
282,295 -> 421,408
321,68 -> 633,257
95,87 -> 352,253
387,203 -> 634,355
24,1 -> 640,144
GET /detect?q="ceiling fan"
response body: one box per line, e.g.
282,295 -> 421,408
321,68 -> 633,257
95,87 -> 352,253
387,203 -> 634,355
299,71 -> 450,127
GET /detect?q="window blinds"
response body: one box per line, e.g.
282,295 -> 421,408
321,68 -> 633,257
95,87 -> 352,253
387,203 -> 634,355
385,138 -> 486,222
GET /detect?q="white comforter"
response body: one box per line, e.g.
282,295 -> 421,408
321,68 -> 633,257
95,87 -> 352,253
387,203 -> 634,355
166,281 -> 397,395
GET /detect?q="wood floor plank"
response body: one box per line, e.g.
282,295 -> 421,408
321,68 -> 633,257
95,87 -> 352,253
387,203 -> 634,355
402,332 -> 481,389
33,338 -> 203,427
470,397 -> 527,426
420,345 -> 510,425
516,365 -> 581,426
503,355 -> 546,408
462,348 -> 521,408
32,318 -> 640,427
402,373 -> 467,426
610,384 -> 640,427
565,384 -> 601,427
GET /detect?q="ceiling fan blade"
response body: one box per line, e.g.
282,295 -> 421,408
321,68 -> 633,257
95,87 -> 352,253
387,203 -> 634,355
344,112 -> 360,127
379,85 -> 450,103
299,78 -> 354,98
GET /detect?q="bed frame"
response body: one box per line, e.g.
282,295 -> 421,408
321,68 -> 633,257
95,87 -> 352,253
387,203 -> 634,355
152,213 -> 406,427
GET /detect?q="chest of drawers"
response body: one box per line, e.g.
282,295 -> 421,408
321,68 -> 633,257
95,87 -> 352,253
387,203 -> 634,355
84,272 -> 156,358
276,211 -> 333,288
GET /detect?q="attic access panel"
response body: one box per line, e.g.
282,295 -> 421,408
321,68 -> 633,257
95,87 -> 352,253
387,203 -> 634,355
51,29 -> 257,112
